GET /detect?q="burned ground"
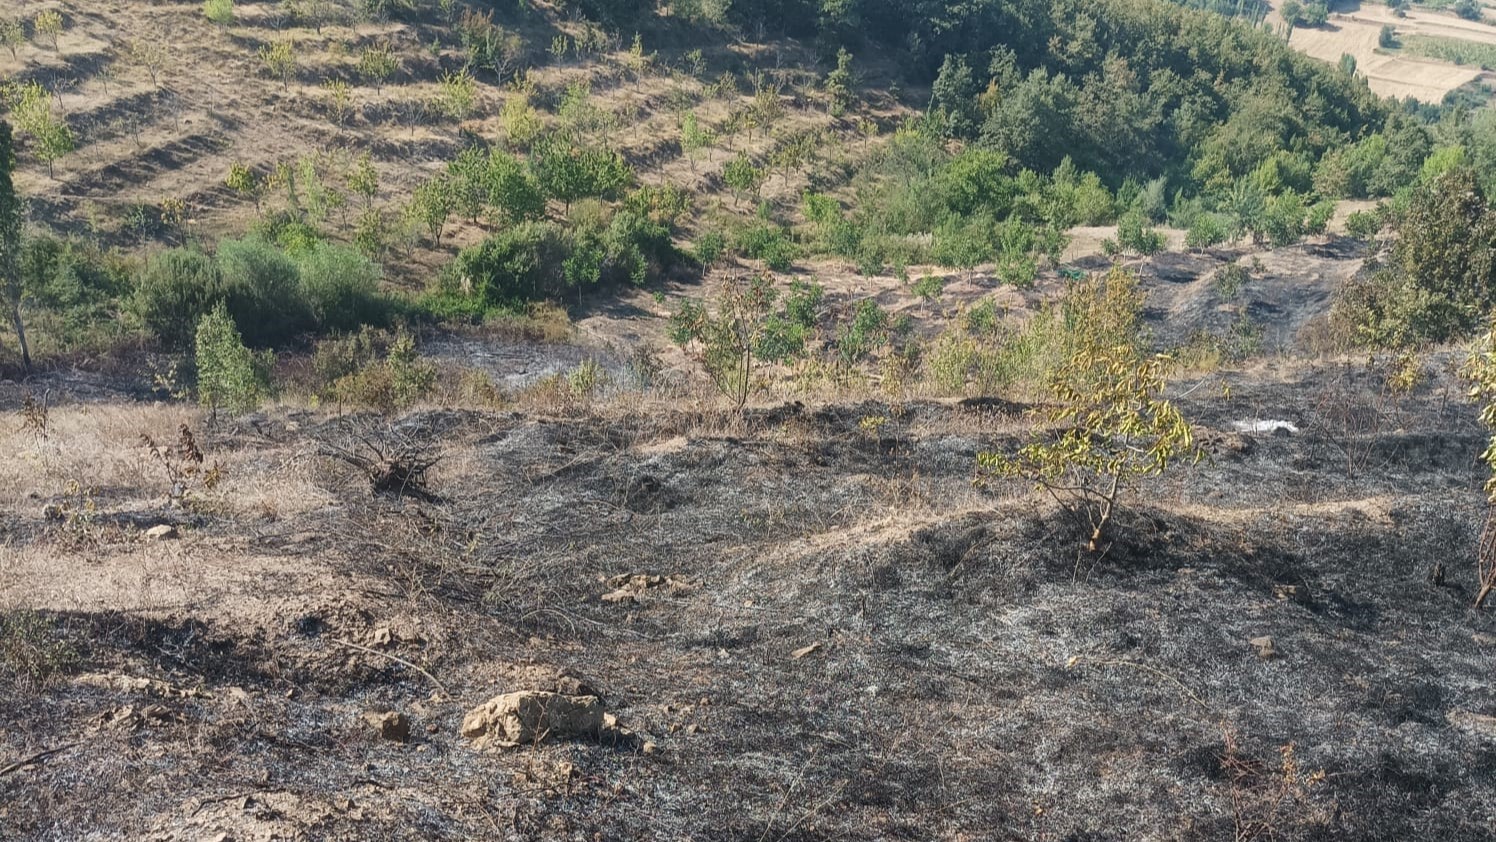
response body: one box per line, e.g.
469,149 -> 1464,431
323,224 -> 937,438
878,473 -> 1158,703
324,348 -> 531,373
2,357 -> 1496,841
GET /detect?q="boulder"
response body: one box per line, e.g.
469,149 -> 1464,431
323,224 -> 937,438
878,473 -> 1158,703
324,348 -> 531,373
144,524 -> 179,540
461,691 -> 604,748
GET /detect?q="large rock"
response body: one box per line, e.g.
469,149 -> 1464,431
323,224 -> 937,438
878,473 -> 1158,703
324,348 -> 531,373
461,691 -> 604,748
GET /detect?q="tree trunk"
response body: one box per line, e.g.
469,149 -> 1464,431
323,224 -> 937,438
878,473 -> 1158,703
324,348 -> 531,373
10,302 -> 31,372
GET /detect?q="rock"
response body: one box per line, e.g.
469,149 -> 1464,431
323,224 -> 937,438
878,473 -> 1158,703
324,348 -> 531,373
362,710 -> 410,742
1249,636 -> 1276,659
41,503 -> 64,522
461,691 -> 604,748
642,740 -> 657,755
1447,709 -> 1496,740
144,524 -> 178,540
791,642 -> 822,660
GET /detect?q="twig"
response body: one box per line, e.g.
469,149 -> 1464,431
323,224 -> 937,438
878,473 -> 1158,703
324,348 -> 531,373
329,638 -> 450,696
0,742 -> 79,778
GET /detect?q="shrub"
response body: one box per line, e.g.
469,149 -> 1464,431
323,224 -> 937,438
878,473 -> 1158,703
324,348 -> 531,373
135,247 -> 222,350
296,243 -> 388,332
1344,209 -> 1382,240
448,221 -> 569,307
0,610 -> 77,692
215,237 -> 312,346
695,230 -> 727,268
733,222 -> 798,272
195,302 -> 272,416
1186,214 -> 1228,251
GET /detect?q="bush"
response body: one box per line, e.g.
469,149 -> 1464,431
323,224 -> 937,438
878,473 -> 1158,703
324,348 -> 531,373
296,243 -> 388,332
448,221 -> 569,307
1186,214 -> 1228,251
733,222 -> 798,272
1344,209 -> 1382,240
195,302 -> 272,416
216,237 -> 312,346
135,247 -> 222,350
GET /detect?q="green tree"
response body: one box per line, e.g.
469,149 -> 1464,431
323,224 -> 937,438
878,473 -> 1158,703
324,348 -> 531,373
825,47 -> 854,117
259,41 -> 297,90
484,150 -> 546,223
1,17 -> 24,59
680,111 -> 713,172
348,153 -> 379,209
195,302 -> 271,418
409,176 -> 454,247
134,247 -> 221,350
0,121 -> 29,370
358,43 -> 399,92
722,152 -> 765,207
668,274 -> 781,411
438,69 -> 478,120
34,10 -> 62,50
978,269 -> 1199,552
534,140 -> 632,211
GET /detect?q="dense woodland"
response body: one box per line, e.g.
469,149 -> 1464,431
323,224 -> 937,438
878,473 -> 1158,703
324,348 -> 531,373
1,0 -> 1496,392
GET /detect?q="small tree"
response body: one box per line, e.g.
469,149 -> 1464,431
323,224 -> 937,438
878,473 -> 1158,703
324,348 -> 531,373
358,43 -> 399,93
323,79 -> 354,125
722,152 -> 764,207
680,111 -> 713,173
225,162 -> 264,213
913,274 -> 944,310
825,47 -> 854,117
203,0 -> 234,27
0,18 -> 23,59
409,176 -> 454,247
34,10 -> 63,51
437,69 -> 478,121
978,269 -> 1199,553
259,41 -> 297,90
1464,332 -> 1496,606
348,152 -> 379,209
668,273 -> 781,411
195,302 -> 271,418
130,40 -> 169,88
0,120 -> 29,371
1378,24 -> 1399,49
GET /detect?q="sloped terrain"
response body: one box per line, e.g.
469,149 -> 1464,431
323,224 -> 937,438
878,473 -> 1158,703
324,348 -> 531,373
2,355 -> 1494,840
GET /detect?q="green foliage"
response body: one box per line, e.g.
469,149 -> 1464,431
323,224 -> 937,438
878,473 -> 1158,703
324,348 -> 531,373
135,248 -> 221,350
0,610 -> 78,692
1116,210 -> 1166,256
732,221 -> 797,272
837,299 -> 890,364
977,269 -> 1198,552
438,69 -> 479,120
195,302 -> 272,416
0,119 -> 24,368
358,43 -> 399,91
1337,168 -> 1496,349
534,139 -> 632,210
723,152 -> 766,206
1379,24 -> 1399,49
669,274 -> 807,409
913,274 -> 944,304
295,243 -> 388,332
259,41 -> 297,90
825,48 -> 854,117
216,237 -> 311,346
1185,213 -> 1228,250
1344,209 -> 1383,240
203,0 -> 234,26
694,230 -> 727,268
